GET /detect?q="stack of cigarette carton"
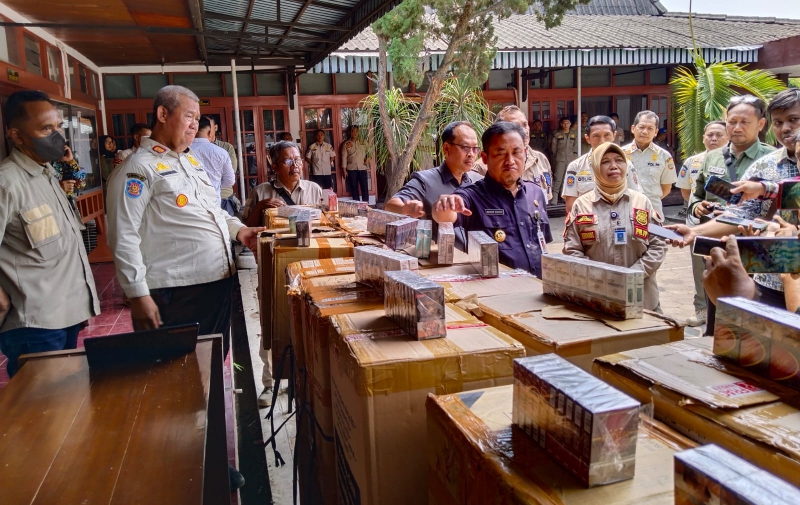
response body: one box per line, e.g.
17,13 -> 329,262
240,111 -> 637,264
415,220 -> 432,259
384,270 -> 447,340
367,208 -> 408,235
714,297 -> 800,389
338,199 -> 369,217
437,222 -> 455,265
277,205 -> 322,221
353,246 -> 419,288
512,354 -> 641,487
674,444 -> 800,504
385,217 -> 419,251
295,211 -> 311,247
321,189 -> 338,212
468,231 -> 499,278
541,254 -> 644,319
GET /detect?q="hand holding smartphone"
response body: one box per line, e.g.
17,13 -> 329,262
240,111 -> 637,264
692,235 -> 800,273
705,175 -> 743,205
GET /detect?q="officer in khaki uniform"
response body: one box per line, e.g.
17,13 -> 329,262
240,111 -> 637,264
529,119 -> 548,155
305,129 -> 335,190
341,125 -> 371,202
610,114 -> 626,145
0,90 -> 100,377
563,142 -> 667,311
561,115 -> 641,215
549,117 -> 577,205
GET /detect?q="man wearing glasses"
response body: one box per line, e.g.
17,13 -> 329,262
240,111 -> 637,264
385,121 -> 482,248
242,140 -> 325,227
622,110 -> 677,218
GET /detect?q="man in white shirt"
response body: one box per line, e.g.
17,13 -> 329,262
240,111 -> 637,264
191,116 -> 236,203
115,123 -> 151,164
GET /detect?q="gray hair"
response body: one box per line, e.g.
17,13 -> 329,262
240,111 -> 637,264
269,140 -> 300,165
633,110 -> 659,127
151,85 -> 199,126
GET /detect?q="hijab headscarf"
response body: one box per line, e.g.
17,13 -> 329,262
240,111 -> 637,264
591,142 -> 628,204
98,135 -> 116,159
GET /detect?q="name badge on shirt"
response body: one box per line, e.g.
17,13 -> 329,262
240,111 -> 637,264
614,228 -> 627,245
537,230 -> 548,253
485,209 -> 505,216
709,166 -> 726,175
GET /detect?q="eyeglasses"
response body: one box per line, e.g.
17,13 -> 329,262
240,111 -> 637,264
447,142 -> 480,155
280,157 -> 304,167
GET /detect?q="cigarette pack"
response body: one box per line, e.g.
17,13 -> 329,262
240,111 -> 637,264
295,217 -> 311,247
384,270 -> 446,340
322,189 -> 338,212
468,231 -> 499,278
415,220 -> 432,259
512,354 -> 640,487
541,254 -> 644,319
366,208 -> 408,235
277,205 -> 322,221
385,217 -> 419,251
353,246 -> 419,288
437,222 -> 455,265
674,444 -> 800,505
338,199 -> 369,218
714,297 -> 800,389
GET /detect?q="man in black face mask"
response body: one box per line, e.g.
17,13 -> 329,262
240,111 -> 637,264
0,90 -> 99,378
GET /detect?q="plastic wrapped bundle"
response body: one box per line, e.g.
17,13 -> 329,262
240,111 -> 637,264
338,199 -> 369,217
353,246 -> 419,288
295,213 -> 311,247
437,222 -> 455,265
367,208 -> 408,235
384,270 -> 446,340
512,354 -> 641,487
541,254 -> 644,319
277,205 -> 322,221
675,444 -> 800,504
468,231 -> 499,278
415,220 -> 432,259
322,189 -> 338,212
385,217 -> 419,251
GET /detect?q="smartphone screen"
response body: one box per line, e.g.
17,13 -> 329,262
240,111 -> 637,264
780,181 -> 800,210
692,236 -> 723,256
649,224 -> 684,241
716,215 -> 769,231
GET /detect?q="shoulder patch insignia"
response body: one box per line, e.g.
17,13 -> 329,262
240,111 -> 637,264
152,145 -> 167,154
566,175 -> 576,187
680,167 -> 687,178
667,158 -> 675,170
126,173 -> 146,182
580,230 -> 596,242
634,208 -> 649,227
186,154 -> 200,167
576,214 -> 595,226
634,227 -> 649,240
125,179 -> 143,199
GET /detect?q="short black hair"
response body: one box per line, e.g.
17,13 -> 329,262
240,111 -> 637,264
315,129 -> 325,136
198,116 -> 213,131
4,90 -> 53,128
704,120 -> 726,132
633,110 -> 659,126
269,140 -> 300,165
610,113 -> 620,119
130,122 -> 150,136
586,115 -> 616,134
559,116 -> 571,125
441,121 -> 475,144
768,89 -> 800,116
481,121 -> 526,150
532,119 -> 542,124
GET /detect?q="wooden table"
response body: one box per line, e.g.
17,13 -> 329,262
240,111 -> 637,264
0,336 -> 229,504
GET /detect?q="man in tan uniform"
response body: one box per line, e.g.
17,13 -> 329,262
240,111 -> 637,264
561,115 -> 641,215
529,119 -> 548,155
563,142 -> 666,311
242,141 -> 325,227
548,117 -> 577,205
474,106 -> 552,200
610,113 -> 626,145
305,129 -> 335,190
0,90 -> 99,377
341,125 -> 371,202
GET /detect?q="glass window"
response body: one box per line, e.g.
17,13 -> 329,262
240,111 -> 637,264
173,74 -> 224,97
105,75 -> 137,100
581,67 -> 610,87
256,73 -> 285,95
553,69 -> 574,89
581,96 -> 613,118
299,73 -> 333,95
45,46 -> 61,83
650,67 -> 668,85
139,74 -> 169,98
79,66 -> 88,94
336,73 -> 369,94
68,57 -> 77,90
23,35 -> 42,76
56,102 -> 101,192
488,70 -> 514,91
0,26 -> 21,66
263,109 -> 286,132
556,100 -> 575,121
90,72 -> 99,98
224,73 -> 255,97
614,66 -> 646,86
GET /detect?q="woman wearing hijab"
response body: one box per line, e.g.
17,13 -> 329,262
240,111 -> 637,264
563,142 -> 667,311
98,135 -> 118,187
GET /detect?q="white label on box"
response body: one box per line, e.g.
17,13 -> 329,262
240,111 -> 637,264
707,381 -> 765,398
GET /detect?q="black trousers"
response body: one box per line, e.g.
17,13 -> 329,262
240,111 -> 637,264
346,170 -> 369,201
147,276 -> 234,357
704,282 -> 785,336
310,174 -> 332,190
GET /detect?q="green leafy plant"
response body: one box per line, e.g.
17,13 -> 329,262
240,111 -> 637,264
432,77 -> 494,158
790,78 -> 800,89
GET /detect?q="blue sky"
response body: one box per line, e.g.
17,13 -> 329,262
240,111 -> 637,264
660,0 -> 800,19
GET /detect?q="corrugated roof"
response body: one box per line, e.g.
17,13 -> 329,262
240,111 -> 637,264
569,0 -> 667,16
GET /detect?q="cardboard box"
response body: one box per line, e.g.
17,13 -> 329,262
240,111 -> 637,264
330,309 -> 524,505
427,384 -> 696,505
513,354 -> 640,487
674,444 -> 800,505
257,235 -> 354,377
592,338 -> 800,487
